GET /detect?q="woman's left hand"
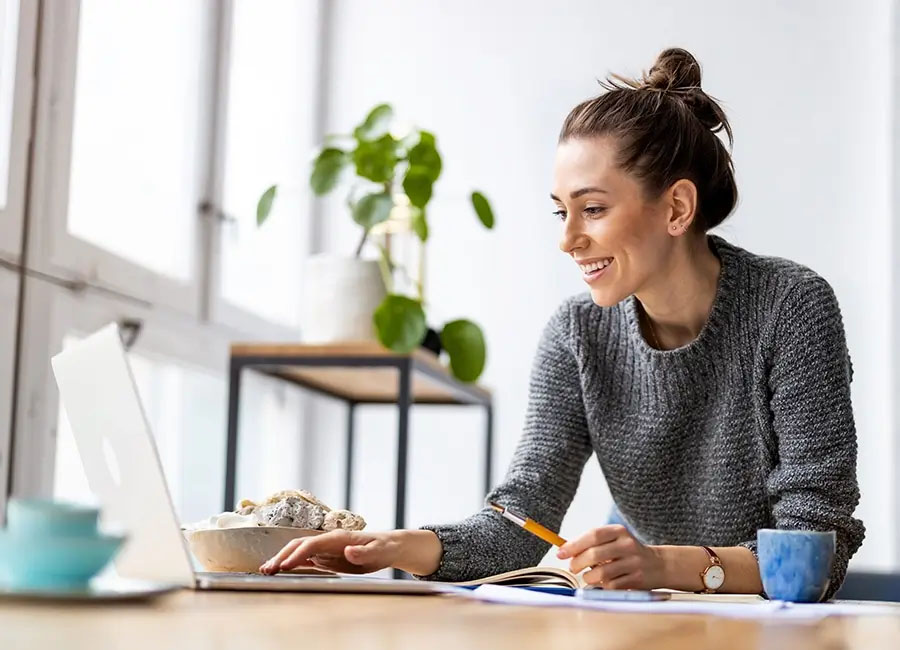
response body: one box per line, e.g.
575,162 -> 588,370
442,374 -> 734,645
557,524 -> 665,589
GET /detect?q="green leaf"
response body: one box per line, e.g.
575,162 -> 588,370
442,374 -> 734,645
373,294 -> 427,353
407,131 -> 442,182
352,192 -> 394,229
352,134 -> 398,183
354,103 -> 394,141
410,206 -> 428,242
310,148 -> 347,195
471,191 -> 495,229
256,185 -> 277,226
440,319 -> 486,383
403,166 -> 433,208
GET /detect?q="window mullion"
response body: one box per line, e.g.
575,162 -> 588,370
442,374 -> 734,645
198,0 -> 233,325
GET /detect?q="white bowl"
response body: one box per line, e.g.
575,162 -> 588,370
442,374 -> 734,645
185,526 -> 324,573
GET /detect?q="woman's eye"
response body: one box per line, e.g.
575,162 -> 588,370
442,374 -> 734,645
553,207 -> 606,221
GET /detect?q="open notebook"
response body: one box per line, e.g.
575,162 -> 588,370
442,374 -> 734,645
449,567 -> 766,602
451,566 -> 585,589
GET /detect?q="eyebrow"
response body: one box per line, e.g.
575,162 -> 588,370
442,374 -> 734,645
549,187 -> 609,201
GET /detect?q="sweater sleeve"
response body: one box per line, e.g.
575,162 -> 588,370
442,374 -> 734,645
738,277 -> 865,600
415,299 -> 593,582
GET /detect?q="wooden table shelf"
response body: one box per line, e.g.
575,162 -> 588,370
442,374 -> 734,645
229,341 -> 492,405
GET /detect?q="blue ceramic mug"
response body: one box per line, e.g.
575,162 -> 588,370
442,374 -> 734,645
757,528 -> 835,602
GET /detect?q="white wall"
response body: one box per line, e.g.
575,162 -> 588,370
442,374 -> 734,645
308,0 -> 894,569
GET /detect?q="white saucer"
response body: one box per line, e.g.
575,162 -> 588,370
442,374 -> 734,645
0,577 -> 181,602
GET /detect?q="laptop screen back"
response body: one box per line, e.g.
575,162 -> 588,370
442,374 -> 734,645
51,323 -> 195,586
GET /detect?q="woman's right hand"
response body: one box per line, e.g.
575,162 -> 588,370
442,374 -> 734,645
259,529 -> 442,577
259,530 -> 398,575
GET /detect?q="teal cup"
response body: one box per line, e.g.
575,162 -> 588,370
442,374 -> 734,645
7,498 -> 100,537
0,498 -> 125,589
757,529 -> 835,603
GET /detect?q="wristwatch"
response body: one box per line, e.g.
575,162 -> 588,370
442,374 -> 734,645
699,546 -> 725,593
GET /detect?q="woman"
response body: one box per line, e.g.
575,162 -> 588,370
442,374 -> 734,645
261,48 -> 864,598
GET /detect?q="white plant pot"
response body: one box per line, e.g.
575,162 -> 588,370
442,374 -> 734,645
301,254 -> 387,343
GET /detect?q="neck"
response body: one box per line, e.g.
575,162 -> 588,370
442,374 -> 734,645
636,235 -> 722,350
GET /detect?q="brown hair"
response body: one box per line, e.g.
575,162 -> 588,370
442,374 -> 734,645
559,48 -> 737,231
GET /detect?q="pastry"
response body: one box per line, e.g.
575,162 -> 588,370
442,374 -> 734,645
210,488 -> 366,532
322,509 -> 367,532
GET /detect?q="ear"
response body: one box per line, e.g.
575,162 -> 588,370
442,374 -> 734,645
666,179 -> 698,235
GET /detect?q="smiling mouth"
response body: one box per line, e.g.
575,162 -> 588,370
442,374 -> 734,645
578,258 -> 613,274
580,258 -> 614,282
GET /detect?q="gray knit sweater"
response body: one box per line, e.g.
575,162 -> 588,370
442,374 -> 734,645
420,235 -> 864,599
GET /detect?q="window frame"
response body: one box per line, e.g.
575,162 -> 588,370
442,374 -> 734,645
0,0 -> 36,520
8,0 -> 328,504
24,0 -> 220,317
0,0 -> 37,260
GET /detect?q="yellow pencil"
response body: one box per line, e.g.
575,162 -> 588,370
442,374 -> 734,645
489,502 -> 567,547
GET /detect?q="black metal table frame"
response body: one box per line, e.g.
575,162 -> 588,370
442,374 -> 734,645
223,354 -> 494,564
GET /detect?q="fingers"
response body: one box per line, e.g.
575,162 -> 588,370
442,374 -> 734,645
581,557 -> 639,588
309,556 -> 367,575
305,541 -> 385,575
260,530 -> 356,574
568,533 -> 637,574
557,525 -> 626,560
260,536 -> 306,574
279,537 -> 335,572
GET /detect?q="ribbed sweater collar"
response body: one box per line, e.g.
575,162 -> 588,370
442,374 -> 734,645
622,234 -> 741,366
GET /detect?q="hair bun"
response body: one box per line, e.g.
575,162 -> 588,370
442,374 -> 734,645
600,47 -> 733,144
642,48 -> 702,92
641,48 -> 732,145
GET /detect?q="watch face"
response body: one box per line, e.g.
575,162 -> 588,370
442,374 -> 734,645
704,565 -> 725,590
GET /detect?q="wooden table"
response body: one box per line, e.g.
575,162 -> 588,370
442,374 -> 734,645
3,590 -> 900,649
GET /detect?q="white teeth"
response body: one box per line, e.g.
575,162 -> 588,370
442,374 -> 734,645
579,258 -> 612,273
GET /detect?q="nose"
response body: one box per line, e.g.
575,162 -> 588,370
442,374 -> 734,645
558,213 -> 588,255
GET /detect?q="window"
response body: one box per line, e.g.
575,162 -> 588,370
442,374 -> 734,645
14,0 -> 323,520
66,0 -> 210,282
216,0 -> 321,328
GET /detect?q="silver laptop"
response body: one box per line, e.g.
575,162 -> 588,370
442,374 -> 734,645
50,323 -> 454,595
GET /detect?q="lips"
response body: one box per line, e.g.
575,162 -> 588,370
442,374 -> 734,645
577,257 -> 614,273
582,259 -> 614,284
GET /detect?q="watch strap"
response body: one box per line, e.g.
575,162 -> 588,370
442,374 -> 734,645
701,546 -> 722,566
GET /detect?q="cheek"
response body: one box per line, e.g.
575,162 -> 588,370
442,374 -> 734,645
604,227 -> 662,297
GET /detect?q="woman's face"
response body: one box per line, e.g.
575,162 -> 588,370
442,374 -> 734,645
552,136 -> 674,307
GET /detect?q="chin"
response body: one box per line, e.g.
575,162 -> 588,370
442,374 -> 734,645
588,289 -> 624,308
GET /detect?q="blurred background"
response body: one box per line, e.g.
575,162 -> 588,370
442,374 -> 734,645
0,0 -> 894,574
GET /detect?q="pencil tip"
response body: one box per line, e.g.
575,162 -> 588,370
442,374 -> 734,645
488,502 -> 503,512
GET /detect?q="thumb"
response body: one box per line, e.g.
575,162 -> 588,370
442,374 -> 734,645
344,542 -> 379,564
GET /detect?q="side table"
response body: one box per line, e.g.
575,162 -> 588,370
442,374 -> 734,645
224,342 -> 494,537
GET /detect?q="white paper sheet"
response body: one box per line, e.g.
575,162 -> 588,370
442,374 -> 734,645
459,585 -> 900,620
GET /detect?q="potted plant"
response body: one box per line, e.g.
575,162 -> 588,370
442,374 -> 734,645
257,103 -> 495,383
